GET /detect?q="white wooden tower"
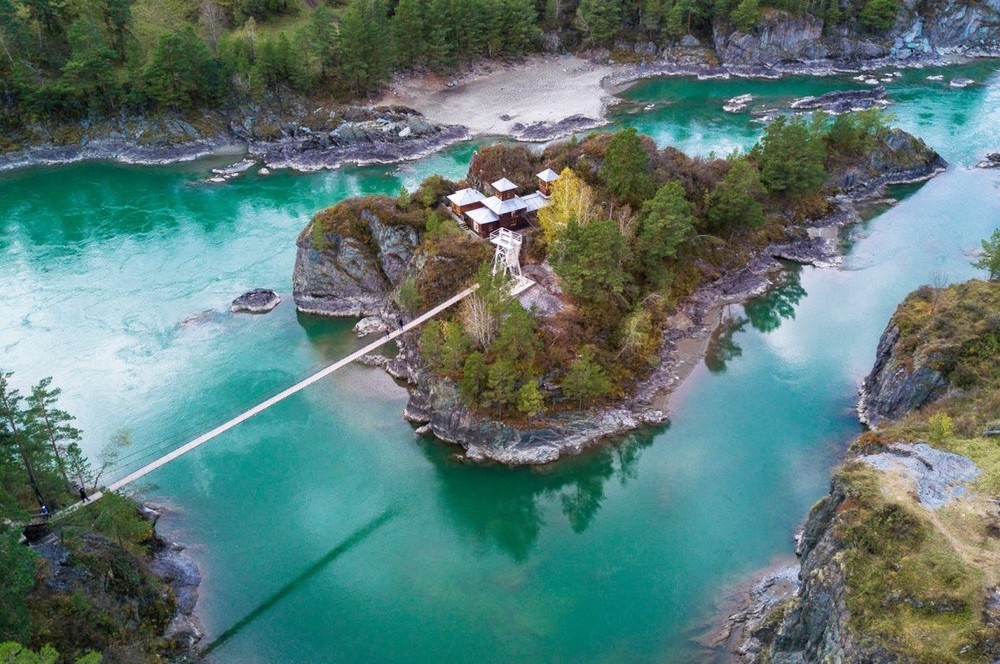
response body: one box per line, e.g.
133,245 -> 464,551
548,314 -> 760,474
489,228 -> 523,279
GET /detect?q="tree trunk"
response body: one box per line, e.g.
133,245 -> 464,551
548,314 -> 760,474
1,395 -> 44,508
42,411 -> 71,486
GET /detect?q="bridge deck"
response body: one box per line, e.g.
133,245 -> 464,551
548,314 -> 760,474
75,284 -> 480,507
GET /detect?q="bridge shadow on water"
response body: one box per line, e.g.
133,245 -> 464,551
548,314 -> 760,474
201,506 -> 399,656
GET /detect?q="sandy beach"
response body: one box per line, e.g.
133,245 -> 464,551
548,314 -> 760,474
377,55 -> 615,138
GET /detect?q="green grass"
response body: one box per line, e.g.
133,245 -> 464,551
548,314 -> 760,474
825,280 -> 1000,662
835,466 -> 992,663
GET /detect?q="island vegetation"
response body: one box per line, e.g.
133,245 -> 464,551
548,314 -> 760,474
298,111 -> 940,435
1,371 -> 187,663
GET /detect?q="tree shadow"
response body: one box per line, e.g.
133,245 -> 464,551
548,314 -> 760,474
705,315 -> 748,373
424,429 -> 658,561
743,268 -> 807,334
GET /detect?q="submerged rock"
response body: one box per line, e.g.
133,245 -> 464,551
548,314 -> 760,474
206,157 -> 256,183
231,288 -> 281,314
789,86 -> 889,114
513,114 -> 607,142
976,152 -> 1000,168
723,94 -> 754,113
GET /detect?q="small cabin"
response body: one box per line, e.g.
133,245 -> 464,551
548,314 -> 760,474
447,188 -> 486,217
536,168 -> 559,197
491,177 -> 518,201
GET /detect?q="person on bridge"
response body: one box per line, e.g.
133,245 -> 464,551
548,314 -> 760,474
40,504 -> 49,519
79,486 -> 88,502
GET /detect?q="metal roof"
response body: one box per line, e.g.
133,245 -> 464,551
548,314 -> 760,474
491,177 -> 518,193
466,207 -> 499,225
447,188 -> 486,206
483,195 -> 527,215
536,168 -> 559,182
521,192 -> 550,213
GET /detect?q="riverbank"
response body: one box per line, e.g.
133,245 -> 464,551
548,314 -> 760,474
0,105 -> 470,175
0,49 -> 991,175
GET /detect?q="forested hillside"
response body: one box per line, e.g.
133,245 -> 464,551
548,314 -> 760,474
1,0 -> 911,134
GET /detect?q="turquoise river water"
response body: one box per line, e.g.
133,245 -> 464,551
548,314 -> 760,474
2,61 -> 999,662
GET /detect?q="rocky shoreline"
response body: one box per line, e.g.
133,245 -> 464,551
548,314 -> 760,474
715,279 -> 1000,662
142,503 -> 205,659
0,106 -> 470,175
0,40 -> 991,175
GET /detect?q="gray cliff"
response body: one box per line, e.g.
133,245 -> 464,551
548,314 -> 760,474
293,208 -> 419,317
711,0 -> 1000,67
858,321 -> 948,425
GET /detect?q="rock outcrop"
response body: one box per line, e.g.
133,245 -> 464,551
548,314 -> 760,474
711,1 -> 1000,69
293,207 -> 419,317
734,280 -> 1000,663
402,375 -> 665,465
858,321 -> 948,425
831,127 -> 948,195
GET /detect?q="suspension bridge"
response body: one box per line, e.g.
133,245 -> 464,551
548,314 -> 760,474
17,227 -> 537,529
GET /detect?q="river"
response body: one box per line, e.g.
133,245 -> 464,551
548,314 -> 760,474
1,61 -> 998,662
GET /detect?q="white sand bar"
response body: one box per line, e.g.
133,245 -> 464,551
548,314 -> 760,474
379,55 -> 614,137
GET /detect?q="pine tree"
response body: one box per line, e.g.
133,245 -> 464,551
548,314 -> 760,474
859,0 -> 898,30
601,127 -> 655,208
729,0 -> 759,32
575,0 -> 622,46
972,228 -> 1000,282
101,0 -> 135,60
57,18 -> 119,113
755,116 -> 827,198
516,379 -> 544,418
392,0 -> 426,68
706,157 -> 766,231
636,180 -> 696,287
143,28 -> 221,110
0,372 -> 44,507
562,347 -> 610,409
339,0 -> 393,96
493,302 -> 537,371
551,218 -> 629,325
459,351 -> 488,403
485,358 -> 520,418
26,377 -> 79,488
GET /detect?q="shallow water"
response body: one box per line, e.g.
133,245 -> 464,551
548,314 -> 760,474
1,61 -> 998,662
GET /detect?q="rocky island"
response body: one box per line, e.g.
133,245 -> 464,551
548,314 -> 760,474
294,113 -> 945,464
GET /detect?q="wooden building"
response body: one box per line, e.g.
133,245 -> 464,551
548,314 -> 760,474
448,172 -> 560,239
537,168 -> 559,197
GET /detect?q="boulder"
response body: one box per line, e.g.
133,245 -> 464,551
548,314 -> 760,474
231,288 -> 281,314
